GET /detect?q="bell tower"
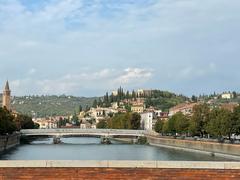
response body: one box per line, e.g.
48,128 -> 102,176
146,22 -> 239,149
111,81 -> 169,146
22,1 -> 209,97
2,81 -> 11,111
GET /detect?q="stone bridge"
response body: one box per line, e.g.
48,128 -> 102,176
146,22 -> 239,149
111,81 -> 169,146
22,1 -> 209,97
20,129 -> 147,138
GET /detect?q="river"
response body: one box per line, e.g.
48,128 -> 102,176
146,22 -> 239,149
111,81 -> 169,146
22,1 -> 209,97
0,137 -> 234,161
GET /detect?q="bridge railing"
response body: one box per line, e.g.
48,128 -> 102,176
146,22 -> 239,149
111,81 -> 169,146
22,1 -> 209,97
20,129 -> 146,136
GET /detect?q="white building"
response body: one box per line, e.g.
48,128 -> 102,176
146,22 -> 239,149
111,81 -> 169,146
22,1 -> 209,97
140,112 -> 154,130
112,91 -> 118,96
111,102 -> 118,109
221,93 -> 233,99
154,110 -> 162,117
88,107 -> 118,123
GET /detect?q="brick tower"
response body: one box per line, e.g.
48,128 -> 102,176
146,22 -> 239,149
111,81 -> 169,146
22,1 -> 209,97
2,81 -> 11,111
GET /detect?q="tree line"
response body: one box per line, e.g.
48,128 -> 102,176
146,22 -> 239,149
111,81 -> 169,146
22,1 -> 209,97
0,107 -> 38,135
155,104 -> 240,141
92,87 -> 188,109
96,112 -> 141,130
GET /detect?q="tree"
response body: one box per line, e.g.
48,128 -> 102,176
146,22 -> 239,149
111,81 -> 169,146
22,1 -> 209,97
206,108 -> 232,140
78,105 -> 83,113
97,120 -> 108,129
162,121 -> 168,134
130,113 -> 141,130
233,91 -> 237,99
232,105 -> 240,136
174,112 -> 190,135
107,113 -> 132,129
71,113 -> 80,126
16,115 -> 35,129
189,104 -> 210,137
165,115 -> 176,135
0,107 -> 17,134
191,95 -> 197,102
85,105 -> 90,112
58,117 -> 69,127
92,99 -> 98,108
154,120 -> 164,133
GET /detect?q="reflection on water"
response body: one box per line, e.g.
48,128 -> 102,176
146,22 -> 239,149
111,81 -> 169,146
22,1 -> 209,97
0,137 -> 235,161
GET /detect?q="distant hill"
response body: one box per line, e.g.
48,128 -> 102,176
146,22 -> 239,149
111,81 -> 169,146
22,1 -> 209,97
0,89 -> 190,117
0,95 -> 97,118
97,89 -> 190,112
143,90 -> 189,111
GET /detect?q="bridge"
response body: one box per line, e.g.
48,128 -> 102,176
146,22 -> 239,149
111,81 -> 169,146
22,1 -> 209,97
20,129 -> 146,138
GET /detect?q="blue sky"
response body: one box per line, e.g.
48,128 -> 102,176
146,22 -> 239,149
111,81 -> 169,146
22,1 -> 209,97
0,0 -> 239,96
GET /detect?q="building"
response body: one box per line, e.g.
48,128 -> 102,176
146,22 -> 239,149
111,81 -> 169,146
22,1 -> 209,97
154,110 -> 162,117
2,81 -> 11,111
137,89 -> 152,97
131,104 -> 144,113
158,112 -> 169,121
111,102 -> 118,109
112,91 -> 118,96
221,93 -> 233,99
169,102 -> 198,117
88,107 -> 118,123
33,118 -> 58,129
140,112 -> 154,130
137,89 -> 144,97
131,98 -> 145,113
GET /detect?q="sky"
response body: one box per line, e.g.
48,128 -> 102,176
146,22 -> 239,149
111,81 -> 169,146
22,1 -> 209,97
0,0 -> 239,97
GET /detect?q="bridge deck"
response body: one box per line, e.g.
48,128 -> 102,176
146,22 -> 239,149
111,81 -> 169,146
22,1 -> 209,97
21,129 -> 147,137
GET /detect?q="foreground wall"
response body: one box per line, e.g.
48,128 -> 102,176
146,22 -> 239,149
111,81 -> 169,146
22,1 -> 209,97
0,161 -> 240,180
147,135 -> 240,157
1,168 -> 240,180
0,134 -> 20,152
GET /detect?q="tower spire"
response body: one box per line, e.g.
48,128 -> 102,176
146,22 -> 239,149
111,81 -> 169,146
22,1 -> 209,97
2,80 -> 11,111
5,80 -> 10,91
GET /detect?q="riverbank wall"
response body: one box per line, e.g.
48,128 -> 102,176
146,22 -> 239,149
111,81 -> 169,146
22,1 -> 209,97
147,135 -> 240,159
0,133 -> 20,152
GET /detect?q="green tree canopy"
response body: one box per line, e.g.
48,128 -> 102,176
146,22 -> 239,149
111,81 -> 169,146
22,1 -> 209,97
96,120 -> 108,129
174,112 -> 190,135
189,104 -> 210,137
154,120 -> 164,133
0,107 -> 17,134
206,108 -> 232,139
130,113 -> 141,130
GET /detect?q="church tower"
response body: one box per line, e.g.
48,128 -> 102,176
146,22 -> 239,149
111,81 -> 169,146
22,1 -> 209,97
2,81 -> 11,111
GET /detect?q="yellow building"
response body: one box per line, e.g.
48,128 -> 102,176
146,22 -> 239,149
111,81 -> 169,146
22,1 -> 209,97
131,104 -> 144,113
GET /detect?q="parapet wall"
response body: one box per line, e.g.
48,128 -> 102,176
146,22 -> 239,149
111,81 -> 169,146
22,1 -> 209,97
0,134 -> 20,152
147,135 -> 240,157
0,161 -> 240,180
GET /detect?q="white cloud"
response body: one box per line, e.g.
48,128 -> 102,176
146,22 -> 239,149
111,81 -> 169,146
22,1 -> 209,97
0,0 -> 240,96
10,68 -> 153,96
114,68 -> 153,85
172,63 -> 218,80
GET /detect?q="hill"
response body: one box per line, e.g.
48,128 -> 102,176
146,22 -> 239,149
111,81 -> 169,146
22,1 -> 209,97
144,90 -> 189,111
1,95 -> 97,118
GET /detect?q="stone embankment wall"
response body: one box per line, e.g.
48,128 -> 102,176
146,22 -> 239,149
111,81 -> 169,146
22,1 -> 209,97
147,135 -> 240,157
0,133 -> 20,152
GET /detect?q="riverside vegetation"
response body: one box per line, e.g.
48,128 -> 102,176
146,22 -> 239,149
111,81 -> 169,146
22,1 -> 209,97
154,104 -> 240,142
0,107 -> 37,135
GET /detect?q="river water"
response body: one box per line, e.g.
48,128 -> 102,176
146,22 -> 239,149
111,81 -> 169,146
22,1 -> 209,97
0,137 -> 234,161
